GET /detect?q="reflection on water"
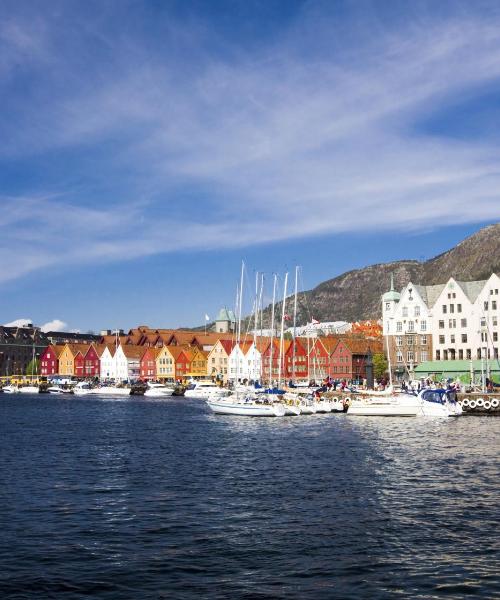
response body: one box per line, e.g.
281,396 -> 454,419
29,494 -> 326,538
0,395 -> 498,599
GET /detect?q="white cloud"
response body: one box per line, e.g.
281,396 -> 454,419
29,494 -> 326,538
1,3 -> 500,284
4,318 -> 33,327
41,319 -> 68,332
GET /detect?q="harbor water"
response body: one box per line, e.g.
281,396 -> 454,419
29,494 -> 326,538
0,395 -> 498,599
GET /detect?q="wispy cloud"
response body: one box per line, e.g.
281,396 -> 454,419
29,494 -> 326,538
1,1 -> 500,284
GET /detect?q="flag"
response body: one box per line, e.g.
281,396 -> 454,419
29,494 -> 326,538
311,317 -> 320,325
205,314 -> 210,321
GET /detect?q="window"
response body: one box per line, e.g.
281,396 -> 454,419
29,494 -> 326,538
385,302 -> 391,311
396,322 -> 402,332
414,306 -> 420,317
449,319 -> 456,329
461,334 -> 467,343
442,305 -> 447,314
477,349 -> 482,359
494,332 -> 498,342
421,351 -> 428,362
407,321 -> 414,332
450,334 -> 455,344
420,335 -> 427,345
443,350 -> 448,360
396,336 -> 403,346
466,349 -> 471,360
402,307 -> 408,317
450,304 -> 455,313
407,336 -> 414,346
439,320 -> 445,329
458,349 -> 463,360
457,304 -> 462,313
420,320 -> 427,332
493,318 -> 498,327
484,301 -> 489,310
407,351 -> 414,363
461,318 -> 467,328
436,350 -> 440,360
493,301 -> 497,310
439,335 -> 445,344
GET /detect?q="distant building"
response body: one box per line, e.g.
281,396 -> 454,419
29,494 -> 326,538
214,307 -> 236,333
0,325 -> 48,377
45,331 -> 101,345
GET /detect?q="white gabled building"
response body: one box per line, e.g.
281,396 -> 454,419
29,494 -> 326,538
114,345 -> 144,381
383,272 -> 500,380
228,341 -> 262,382
100,346 -> 116,380
383,275 -> 434,380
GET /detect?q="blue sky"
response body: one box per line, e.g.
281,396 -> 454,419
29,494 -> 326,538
1,0 -> 500,332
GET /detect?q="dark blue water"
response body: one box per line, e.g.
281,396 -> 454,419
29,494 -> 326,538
0,395 -> 498,599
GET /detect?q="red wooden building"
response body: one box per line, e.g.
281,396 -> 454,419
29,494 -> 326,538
40,345 -> 64,376
140,348 -> 160,380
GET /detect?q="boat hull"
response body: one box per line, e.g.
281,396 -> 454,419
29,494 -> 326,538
207,399 -> 285,417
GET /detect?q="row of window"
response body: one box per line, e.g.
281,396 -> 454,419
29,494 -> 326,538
396,320 -> 427,332
395,335 -> 427,346
396,351 -> 428,363
436,348 -> 499,360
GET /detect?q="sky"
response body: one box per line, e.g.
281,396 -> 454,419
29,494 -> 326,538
1,0 -> 500,333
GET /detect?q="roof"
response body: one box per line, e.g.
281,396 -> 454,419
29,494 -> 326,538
119,345 -> 147,360
339,338 -> 384,355
65,343 -> 91,358
216,307 -> 236,322
93,343 -> 115,357
455,279 -> 487,304
415,360 -> 500,374
219,339 -> 236,355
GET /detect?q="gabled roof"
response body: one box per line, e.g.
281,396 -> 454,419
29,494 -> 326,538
93,343 -> 115,357
65,343 -> 91,358
455,279 -> 487,304
219,339 -> 236,355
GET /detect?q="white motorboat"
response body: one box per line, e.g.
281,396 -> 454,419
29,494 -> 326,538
47,386 -> 72,394
419,389 -> 463,417
73,382 -> 92,395
18,385 -> 39,394
144,382 -> 175,397
2,385 -> 20,394
185,381 -> 226,398
89,385 -> 131,396
207,396 -> 286,417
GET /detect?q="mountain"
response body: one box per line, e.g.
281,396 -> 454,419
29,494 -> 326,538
264,223 -> 500,325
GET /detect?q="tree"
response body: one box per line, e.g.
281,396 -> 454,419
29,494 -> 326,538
26,358 -> 40,377
373,353 -> 388,379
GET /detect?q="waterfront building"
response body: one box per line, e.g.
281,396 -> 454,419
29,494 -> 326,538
382,273 -> 500,381
186,346 -> 209,380
171,346 -> 191,381
99,345 -> 116,380
207,339 -> 235,383
260,339 -> 280,383
40,344 -> 65,376
283,338 -> 309,382
229,341 -> 263,382
140,347 -> 161,380
382,276 -> 434,382
58,344 -> 90,377
308,337 -> 333,381
45,331 -> 101,345
114,345 -> 144,381
155,346 -> 177,381
330,338 -> 383,382
83,345 -> 101,378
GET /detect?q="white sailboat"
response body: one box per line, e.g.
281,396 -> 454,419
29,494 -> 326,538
144,381 -> 175,397
207,263 -> 285,417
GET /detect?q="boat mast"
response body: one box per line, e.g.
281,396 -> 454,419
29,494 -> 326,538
253,271 -> 259,381
278,272 -> 289,388
258,273 -> 264,383
269,274 -> 277,386
235,261 -> 245,386
292,265 -> 299,383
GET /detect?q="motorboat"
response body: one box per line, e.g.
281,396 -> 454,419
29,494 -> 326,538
144,382 -> 175,397
47,386 -> 73,394
89,385 -> 131,396
184,381 -> 227,399
2,385 -> 20,394
18,385 -> 39,394
207,395 -> 286,417
419,389 -> 463,417
73,381 -> 93,395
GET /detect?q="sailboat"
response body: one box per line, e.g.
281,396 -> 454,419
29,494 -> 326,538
19,344 -> 39,393
207,263 -> 285,417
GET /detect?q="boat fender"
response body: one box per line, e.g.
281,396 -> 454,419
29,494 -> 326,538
468,399 -> 477,409
483,400 -> 491,410
332,396 -> 338,403
461,398 -> 469,408
491,399 -> 499,408
344,396 -> 351,405
476,398 -> 484,407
